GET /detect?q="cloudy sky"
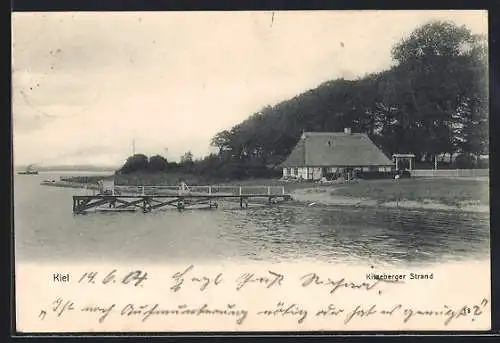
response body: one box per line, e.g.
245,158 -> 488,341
12,10 -> 487,166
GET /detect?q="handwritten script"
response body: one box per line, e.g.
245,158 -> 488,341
21,263 -> 491,331
16,263 -> 491,332
38,297 -> 489,326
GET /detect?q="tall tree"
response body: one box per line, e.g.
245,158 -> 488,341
118,154 -> 149,174
180,151 -> 194,164
390,20 -> 488,161
211,130 -> 232,155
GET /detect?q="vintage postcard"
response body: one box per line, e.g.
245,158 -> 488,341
12,10 -> 490,333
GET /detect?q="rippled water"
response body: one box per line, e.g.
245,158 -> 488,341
14,172 -> 490,265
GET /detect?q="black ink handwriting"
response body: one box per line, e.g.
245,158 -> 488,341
120,303 -> 248,325
402,301 -> 488,326
38,310 -> 47,320
170,265 -> 194,292
300,273 -> 394,294
77,269 -> 148,287
257,302 -> 308,324
80,303 -> 116,323
344,304 -> 377,324
170,265 -> 224,292
122,270 -> 148,287
236,270 -> 284,291
315,304 -> 344,317
51,297 -> 75,317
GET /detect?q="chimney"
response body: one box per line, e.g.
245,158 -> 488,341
344,127 -> 352,134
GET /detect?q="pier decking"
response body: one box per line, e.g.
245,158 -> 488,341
72,185 -> 292,214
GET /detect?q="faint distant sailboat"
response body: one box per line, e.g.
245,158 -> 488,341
17,164 -> 39,175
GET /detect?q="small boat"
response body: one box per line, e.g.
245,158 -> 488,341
18,164 -> 39,175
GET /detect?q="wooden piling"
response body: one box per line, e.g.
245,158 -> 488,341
177,198 -> 185,211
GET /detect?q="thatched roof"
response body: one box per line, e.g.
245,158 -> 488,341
282,132 -> 392,167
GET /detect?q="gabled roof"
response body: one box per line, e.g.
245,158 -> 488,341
282,132 -> 392,167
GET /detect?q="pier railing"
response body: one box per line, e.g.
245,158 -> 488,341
46,181 -> 288,197
109,185 -> 287,197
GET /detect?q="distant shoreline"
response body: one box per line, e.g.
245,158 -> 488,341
33,170 -> 115,174
14,166 -> 117,172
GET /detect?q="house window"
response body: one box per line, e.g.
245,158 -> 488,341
294,168 -> 298,176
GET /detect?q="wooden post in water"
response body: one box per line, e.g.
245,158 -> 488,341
177,198 -> 185,211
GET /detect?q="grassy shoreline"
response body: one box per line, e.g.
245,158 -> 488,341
290,177 -> 488,213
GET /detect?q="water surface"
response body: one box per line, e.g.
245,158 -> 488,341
14,172 -> 490,265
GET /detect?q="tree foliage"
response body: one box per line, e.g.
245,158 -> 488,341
148,155 -> 169,172
118,154 -> 149,174
180,151 -> 194,164
208,20 -> 488,171
118,154 -> 171,174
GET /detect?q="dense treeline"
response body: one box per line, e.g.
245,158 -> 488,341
209,21 -> 488,169
118,154 -> 170,173
116,150 -> 280,181
118,20 -> 488,180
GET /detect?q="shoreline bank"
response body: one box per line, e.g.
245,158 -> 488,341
290,189 -> 488,214
40,180 -> 489,214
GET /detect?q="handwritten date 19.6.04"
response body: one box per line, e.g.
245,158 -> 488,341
78,270 -> 148,287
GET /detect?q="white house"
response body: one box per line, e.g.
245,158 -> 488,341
281,129 -> 393,180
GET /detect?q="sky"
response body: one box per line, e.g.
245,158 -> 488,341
11,10 -> 487,166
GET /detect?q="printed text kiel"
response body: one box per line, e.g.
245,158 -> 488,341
53,273 -> 70,282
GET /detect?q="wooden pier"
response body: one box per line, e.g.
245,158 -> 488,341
72,185 -> 292,214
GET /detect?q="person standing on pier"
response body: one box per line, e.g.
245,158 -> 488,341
178,179 -> 190,195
